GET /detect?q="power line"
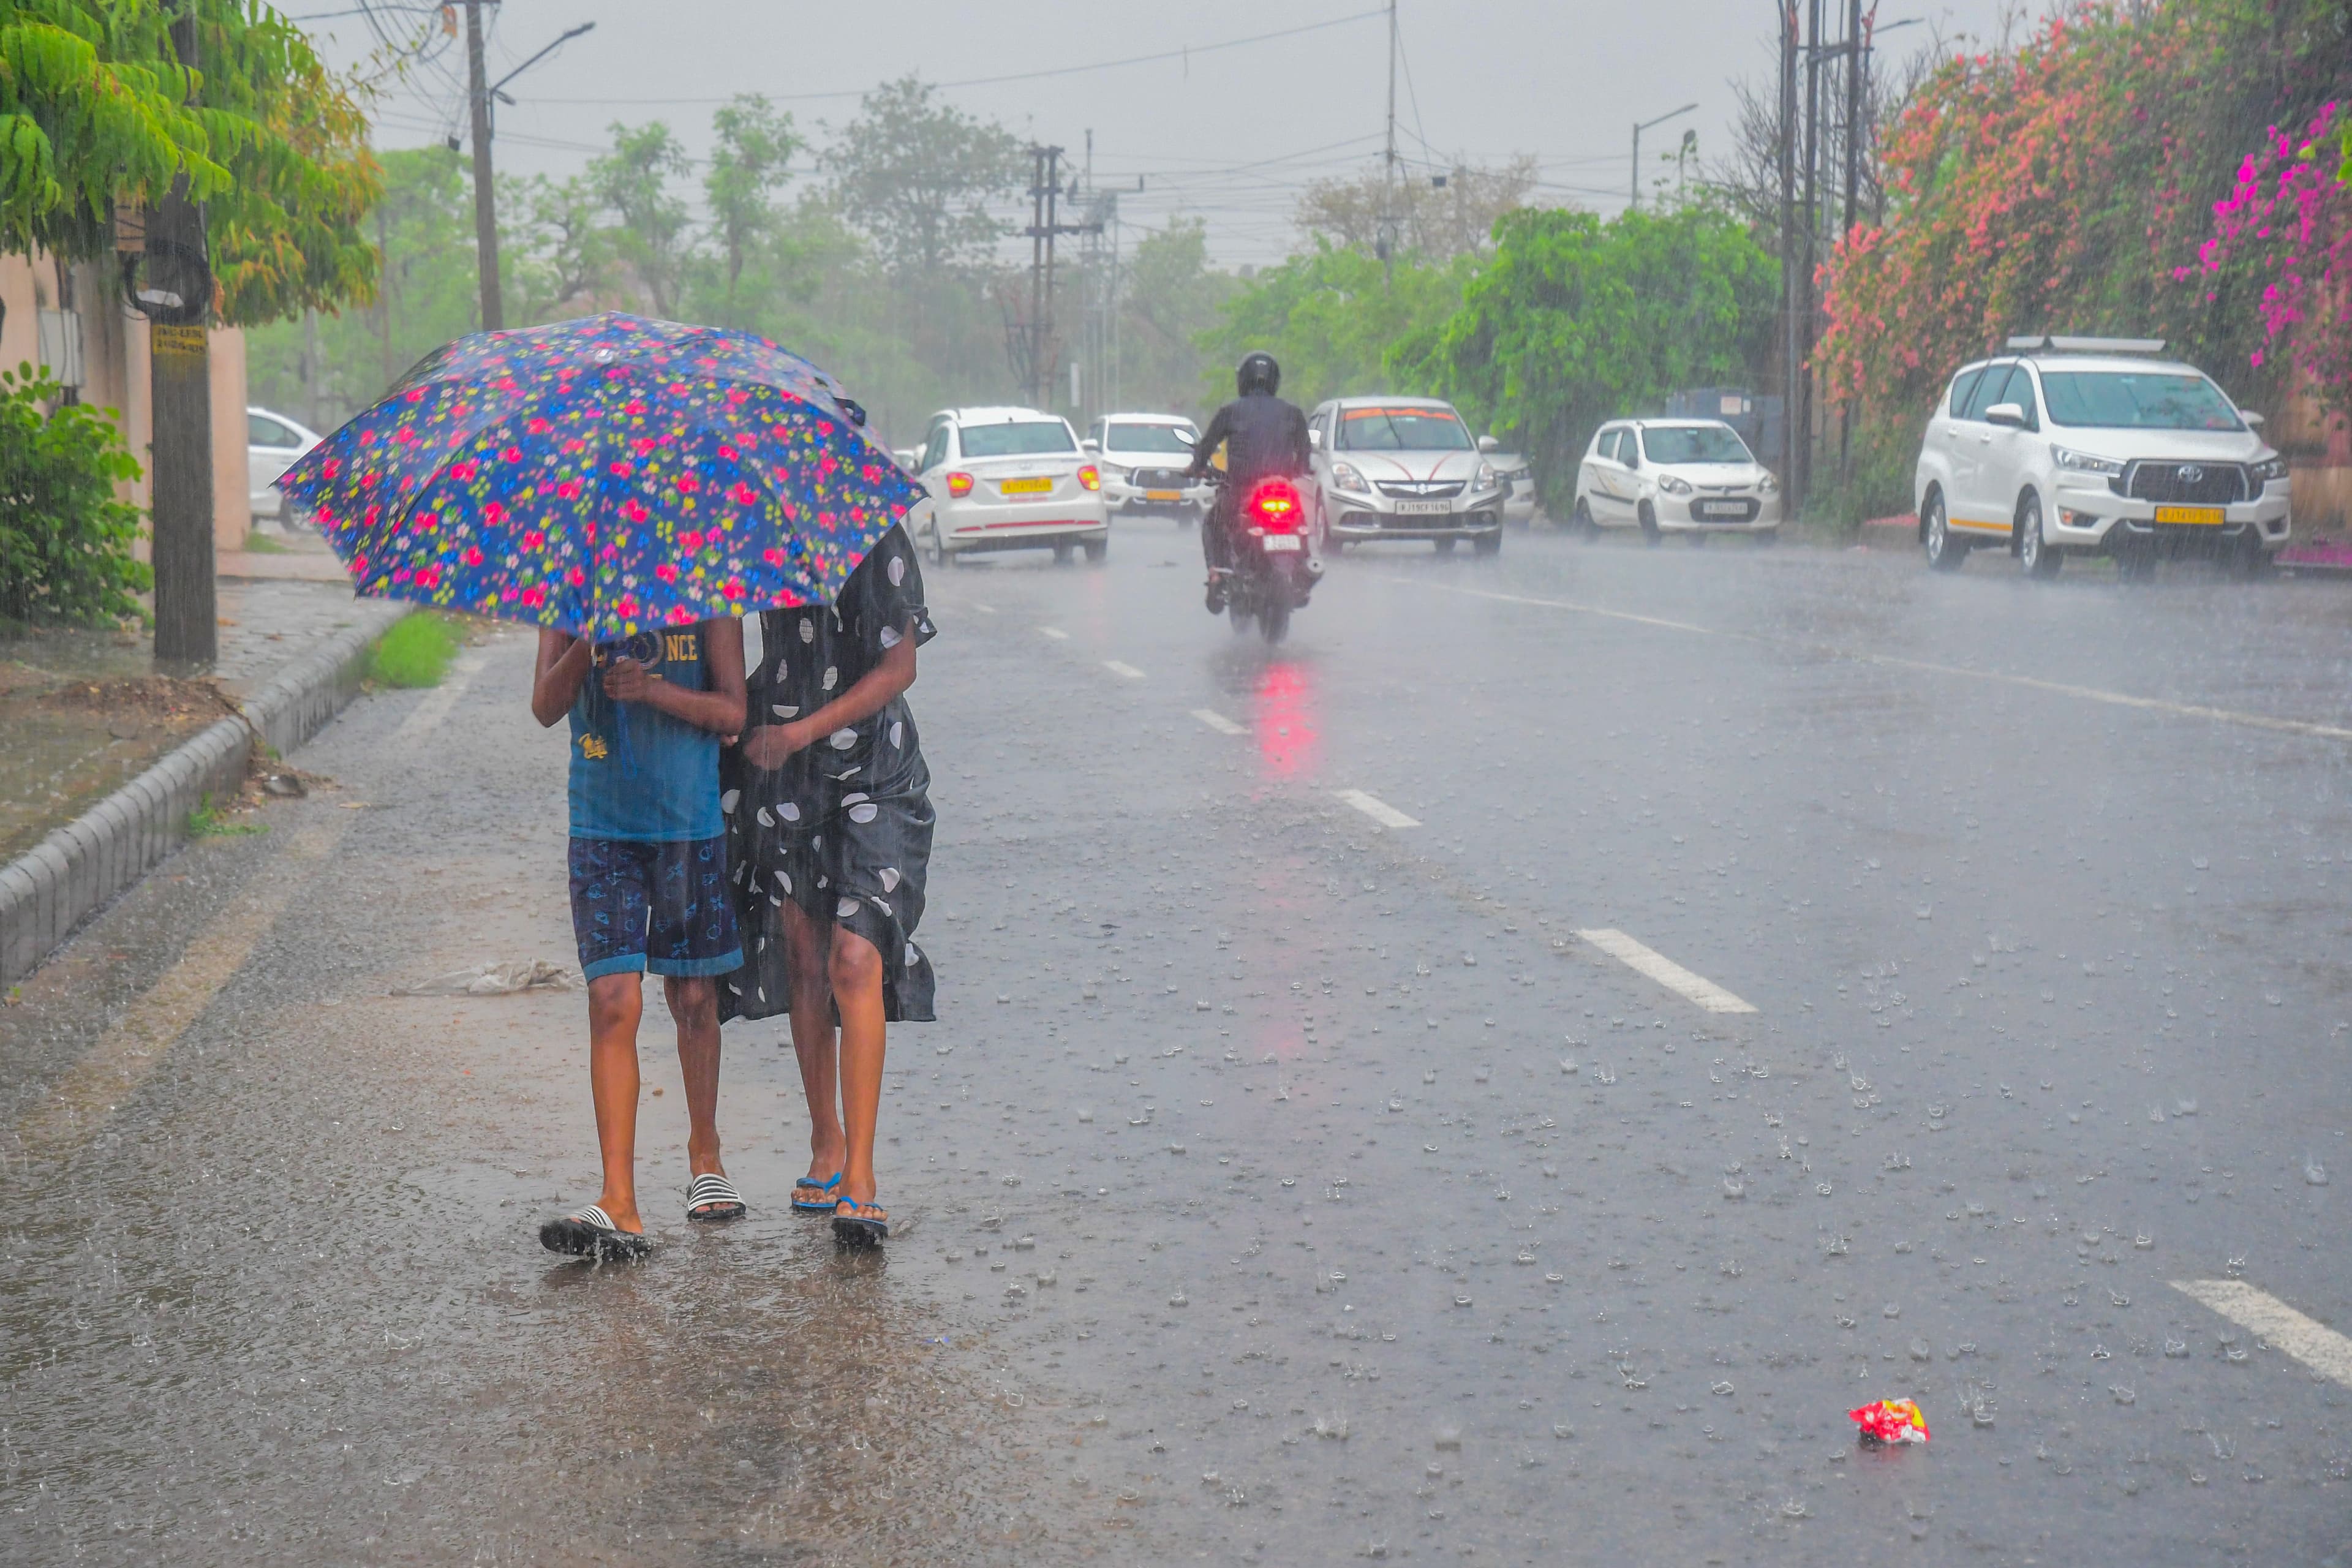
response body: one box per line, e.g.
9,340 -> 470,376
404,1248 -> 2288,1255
514,7 -> 1387,107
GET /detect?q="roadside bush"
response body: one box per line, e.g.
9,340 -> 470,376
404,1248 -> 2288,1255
1799,416 -> 1922,537
369,612 -> 458,688
0,364 -> 149,627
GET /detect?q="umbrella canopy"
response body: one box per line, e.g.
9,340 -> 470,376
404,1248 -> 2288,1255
277,313 -> 925,641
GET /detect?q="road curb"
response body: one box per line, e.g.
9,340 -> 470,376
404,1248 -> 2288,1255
0,600 -> 409,989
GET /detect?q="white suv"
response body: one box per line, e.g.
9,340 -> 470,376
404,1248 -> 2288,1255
1913,337 -> 2291,579
908,407 -> 1109,565
1085,413 -> 1214,524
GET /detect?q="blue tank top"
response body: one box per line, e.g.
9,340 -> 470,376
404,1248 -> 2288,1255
567,625 -> 723,842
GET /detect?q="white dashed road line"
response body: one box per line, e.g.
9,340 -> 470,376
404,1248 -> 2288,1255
1103,660 -> 1145,680
970,602 -> 997,614
1192,709 -> 1244,735
1039,626 -> 1069,640
1335,789 -> 1420,829
2172,1280 -> 2352,1389
1575,929 -> 1757,1014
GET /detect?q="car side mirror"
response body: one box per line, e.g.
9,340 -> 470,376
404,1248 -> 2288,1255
2242,410 -> 2266,428
1477,434 -> 1499,454
1308,428 -> 1323,450
1985,402 -> 2027,429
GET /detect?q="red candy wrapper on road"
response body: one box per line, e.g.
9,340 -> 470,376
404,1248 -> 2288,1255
1849,1398 -> 1931,1444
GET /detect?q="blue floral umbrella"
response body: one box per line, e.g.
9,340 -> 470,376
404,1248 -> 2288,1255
277,313 -> 925,640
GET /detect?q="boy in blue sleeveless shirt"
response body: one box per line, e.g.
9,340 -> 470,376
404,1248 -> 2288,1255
529,617 -> 748,1257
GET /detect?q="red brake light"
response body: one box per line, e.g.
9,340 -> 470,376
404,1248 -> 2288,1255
1246,479 -> 1305,533
1078,464 -> 1101,492
945,470 -> 974,498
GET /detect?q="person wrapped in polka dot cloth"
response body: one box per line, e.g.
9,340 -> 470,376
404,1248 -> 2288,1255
718,521 -> 935,1244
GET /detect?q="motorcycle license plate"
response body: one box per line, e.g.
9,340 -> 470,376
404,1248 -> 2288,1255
1144,489 -> 1183,502
2154,505 -> 2223,525
1394,500 -> 1452,515
1260,534 -> 1303,552
998,477 -> 1053,496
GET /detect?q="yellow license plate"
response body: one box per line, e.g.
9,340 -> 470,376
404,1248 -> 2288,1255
998,477 -> 1053,496
2154,505 -> 2224,525
1145,489 -> 1182,503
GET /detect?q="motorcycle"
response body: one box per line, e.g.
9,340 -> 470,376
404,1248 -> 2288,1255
1208,473 -> 1323,645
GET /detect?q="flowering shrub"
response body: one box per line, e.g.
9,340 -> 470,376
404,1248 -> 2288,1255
2179,105 -> 2351,409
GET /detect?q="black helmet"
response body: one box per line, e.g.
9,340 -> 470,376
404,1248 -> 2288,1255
1237,352 -> 1281,396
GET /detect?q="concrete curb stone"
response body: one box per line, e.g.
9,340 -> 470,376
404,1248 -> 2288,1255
0,601 -> 410,989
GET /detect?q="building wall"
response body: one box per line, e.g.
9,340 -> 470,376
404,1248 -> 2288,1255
0,249 -> 252,556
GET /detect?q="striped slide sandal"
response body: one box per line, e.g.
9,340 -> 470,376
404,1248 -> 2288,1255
685,1172 -> 748,1223
540,1204 -> 652,1261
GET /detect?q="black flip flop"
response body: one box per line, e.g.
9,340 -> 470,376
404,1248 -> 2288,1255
540,1204 -> 652,1261
685,1173 -> 748,1223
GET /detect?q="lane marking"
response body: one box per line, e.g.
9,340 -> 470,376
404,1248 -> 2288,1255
390,650 -> 489,744
1335,789 -> 1420,829
14,818 -> 352,1159
1103,660 -> 1145,680
971,602 -> 997,614
1039,626 -> 1070,640
1394,576 -> 2352,744
1192,708 -> 1244,735
2172,1280 -> 2352,1389
1575,928 -> 1757,1014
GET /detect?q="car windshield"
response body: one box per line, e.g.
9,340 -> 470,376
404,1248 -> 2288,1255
1104,423 -> 1197,454
960,421 -> 1077,458
2040,371 -> 2243,431
1337,407 -> 1474,451
1641,425 -> 1753,464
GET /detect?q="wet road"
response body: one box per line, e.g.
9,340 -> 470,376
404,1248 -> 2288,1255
5,526 -> 2351,1564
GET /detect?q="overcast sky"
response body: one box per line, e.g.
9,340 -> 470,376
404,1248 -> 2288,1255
312,0 -> 2029,268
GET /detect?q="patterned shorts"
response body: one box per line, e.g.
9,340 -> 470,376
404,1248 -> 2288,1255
567,836 -> 742,981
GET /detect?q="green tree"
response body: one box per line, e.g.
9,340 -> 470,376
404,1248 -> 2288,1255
1108,217 -> 1239,417
590,120 -> 692,316
1415,203 -> 1779,513
820,76 -> 1023,279
1199,241 -> 1473,412
694,93 -> 801,330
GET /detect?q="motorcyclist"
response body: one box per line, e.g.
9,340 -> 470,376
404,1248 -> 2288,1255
1186,351 -> 1313,613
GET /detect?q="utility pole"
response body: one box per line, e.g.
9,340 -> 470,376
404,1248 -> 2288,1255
464,0 -> 502,330
1019,145 -> 1101,410
1838,0 -> 1868,478
1380,0 -> 1398,284
148,0 -> 216,665
1777,0 -> 1802,518
1796,0 -> 1824,511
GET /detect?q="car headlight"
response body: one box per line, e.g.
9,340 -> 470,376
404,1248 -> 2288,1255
2251,454 -> 2288,483
1330,461 -> 1368,492
1658,473 -> 1693,497
1758,472 -> 1779,494
1476,462 -> 1497,491
2051,445 -> 2124,477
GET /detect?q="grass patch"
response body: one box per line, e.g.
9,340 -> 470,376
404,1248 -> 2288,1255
370,613 -> 459,688
241,529 -> 291,554
189,792 -> 266,837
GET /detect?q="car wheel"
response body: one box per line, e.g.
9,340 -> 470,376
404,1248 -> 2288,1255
1083,538 -> 1107,564
1053,541 -> 1075,565
2018,493 -> 2062,579
1637,502 -> 1660,547
929,522 -> 948,567
1473,530 -> 1501,557
1921,491 -> 1966,571
1571,499 -> 1599,543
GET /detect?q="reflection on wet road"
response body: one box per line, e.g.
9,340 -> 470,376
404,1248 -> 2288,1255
5,526 -> 2349,1562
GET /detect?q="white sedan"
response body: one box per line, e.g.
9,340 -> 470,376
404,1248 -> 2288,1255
1570,418 -> 1782,545
908,407 -> 1110,565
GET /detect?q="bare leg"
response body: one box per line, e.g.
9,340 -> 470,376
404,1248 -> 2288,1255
829,927 -> 888,1209
665,975 -> 725,1186
586,971 -> 646,1234
782,902 -> 846,1186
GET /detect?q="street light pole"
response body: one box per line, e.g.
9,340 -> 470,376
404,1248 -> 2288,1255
1629,102 -> 1699,211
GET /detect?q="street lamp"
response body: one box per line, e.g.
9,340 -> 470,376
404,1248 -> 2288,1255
1630,102 -> 1700,210
451,9 -> 595,331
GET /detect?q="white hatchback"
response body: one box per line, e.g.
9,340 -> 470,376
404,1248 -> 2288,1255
1570,419 -> 1782,544
908,407 -> 1110,565
247,405 -> 322,523
1912,337 -> 2291,579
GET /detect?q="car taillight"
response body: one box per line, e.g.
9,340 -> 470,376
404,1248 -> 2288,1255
946,471 -> 974,498
1078,464 -> 1101,492
1246,479 -> 1305,533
